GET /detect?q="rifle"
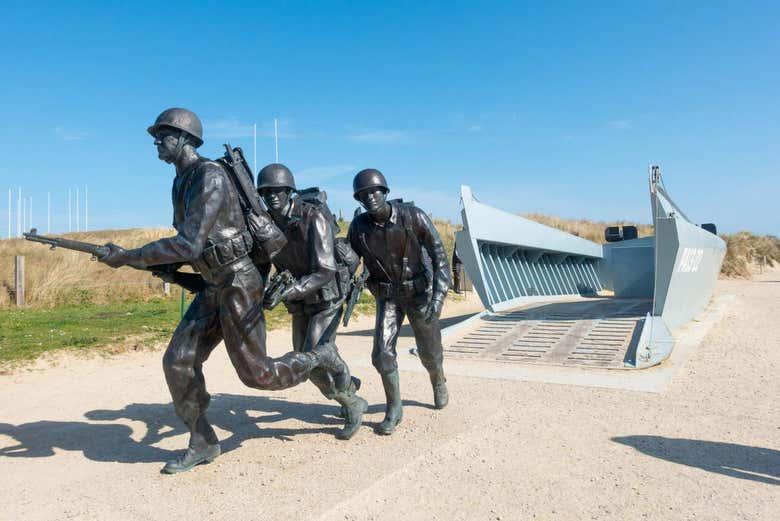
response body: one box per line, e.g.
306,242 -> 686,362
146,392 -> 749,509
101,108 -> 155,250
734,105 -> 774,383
263,269 -> 296,310
24,228 -> 111,259
219,144 -> 287,262
22,228 -> 190,287
342,268 -> 369,327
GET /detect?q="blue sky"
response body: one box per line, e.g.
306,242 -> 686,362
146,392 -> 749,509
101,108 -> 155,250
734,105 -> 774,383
1,1 -> 778,236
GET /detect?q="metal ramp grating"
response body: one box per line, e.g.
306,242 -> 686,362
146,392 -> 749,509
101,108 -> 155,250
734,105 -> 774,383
444,299 -> 652,369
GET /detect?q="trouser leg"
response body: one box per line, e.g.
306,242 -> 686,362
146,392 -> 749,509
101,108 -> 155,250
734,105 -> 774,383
291,312 -> 308,352
405,300 -> 444,373
298,302 -> 366,438
160,292 -> 225,473
372,298 -> 405,434
217,265 -> 348,390
162,292 -> 222,439
220,284 -> 314,390
405,299 -> 448,409
371,298 -> 405,375
303,303 -> 346,399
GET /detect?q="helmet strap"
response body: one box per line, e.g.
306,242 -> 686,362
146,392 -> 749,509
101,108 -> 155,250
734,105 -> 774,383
174,133 -> 190,161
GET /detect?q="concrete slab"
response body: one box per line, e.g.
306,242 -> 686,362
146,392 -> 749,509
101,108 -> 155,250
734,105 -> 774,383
388,294 -> 734,393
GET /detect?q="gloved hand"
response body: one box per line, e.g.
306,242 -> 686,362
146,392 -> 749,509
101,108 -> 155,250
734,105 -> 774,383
281,284 -> 305,303
98,243 -> 132,269
424,298 -> 443,323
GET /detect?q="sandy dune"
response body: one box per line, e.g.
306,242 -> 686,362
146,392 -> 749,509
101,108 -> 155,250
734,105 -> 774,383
1,272 -> 778,521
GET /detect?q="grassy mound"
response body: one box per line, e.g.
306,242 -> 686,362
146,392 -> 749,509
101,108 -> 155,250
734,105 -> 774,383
720,232 -> 780,278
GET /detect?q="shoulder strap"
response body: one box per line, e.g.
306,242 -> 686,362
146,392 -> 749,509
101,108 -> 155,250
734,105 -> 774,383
395,203 -> 418,281
359,229 -> 392,282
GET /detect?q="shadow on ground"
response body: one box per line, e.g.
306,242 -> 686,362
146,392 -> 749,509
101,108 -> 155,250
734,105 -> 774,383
613,435 -> 780,485
0,393 -> 433,465
341,311 -> 481,338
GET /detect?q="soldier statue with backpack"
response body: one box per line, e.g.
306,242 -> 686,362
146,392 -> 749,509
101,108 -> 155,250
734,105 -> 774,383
347,168 -> 451,435
256,163 -> 368,440
97,108 -> 355,473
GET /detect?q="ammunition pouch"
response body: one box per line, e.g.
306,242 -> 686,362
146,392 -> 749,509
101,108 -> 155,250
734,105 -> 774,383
197,230 -> 254,282
369,271 -> 430,300
302,266 -> 349,306
335,265 -> 351,298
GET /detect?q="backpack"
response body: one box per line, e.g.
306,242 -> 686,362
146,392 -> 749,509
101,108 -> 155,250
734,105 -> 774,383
297,187 -> 360,276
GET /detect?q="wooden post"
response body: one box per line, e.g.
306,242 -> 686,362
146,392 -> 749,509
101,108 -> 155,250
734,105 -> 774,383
164,282 -> 171,296
14,255 -> 25,306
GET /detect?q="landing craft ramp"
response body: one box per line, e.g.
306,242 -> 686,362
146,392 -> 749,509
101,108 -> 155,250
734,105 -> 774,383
445,298 -> 651,368
452,167 -> 725,369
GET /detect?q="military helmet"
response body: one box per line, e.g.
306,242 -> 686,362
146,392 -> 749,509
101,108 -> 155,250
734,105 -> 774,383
147,108 -> 204,147
352,168 -> 389,200
257,163 -> 296,191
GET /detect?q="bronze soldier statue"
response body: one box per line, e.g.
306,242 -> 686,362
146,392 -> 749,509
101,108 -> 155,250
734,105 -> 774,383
98,108 -> 353,473
255,163 -> 367,440
347,169 -> 451,435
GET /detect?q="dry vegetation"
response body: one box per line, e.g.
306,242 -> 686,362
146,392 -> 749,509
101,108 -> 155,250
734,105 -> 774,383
0,221 -> 458,310
0,228 -> 177,309
2,217 -> 776,309
521,214 -> 779,279
719,231 -> 780,278
521,213 -> 654,243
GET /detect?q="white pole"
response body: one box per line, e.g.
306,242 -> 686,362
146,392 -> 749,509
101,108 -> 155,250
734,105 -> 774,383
253,123 -> 257,173
68,188 -> 72,232
76,187 -> 80,232
47,192 -> 51,234
274,118 -> 279,162
29,196 -> 32,230
7,189 -> 10,239
85,186 -> 88,231
22,198 -> 26,233
17,188 -> 21,237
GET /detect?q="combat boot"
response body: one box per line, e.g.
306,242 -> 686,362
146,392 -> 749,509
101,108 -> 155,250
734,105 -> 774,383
429,368 -> 449,409
337,376 -> 361,418
333,378 -> 368,440
161,416 -> 221,474
161,444 -> 221,474
375,370 -> 403,435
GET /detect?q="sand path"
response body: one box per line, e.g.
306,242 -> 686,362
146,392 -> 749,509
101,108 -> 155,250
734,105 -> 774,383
1,273 -> 778,520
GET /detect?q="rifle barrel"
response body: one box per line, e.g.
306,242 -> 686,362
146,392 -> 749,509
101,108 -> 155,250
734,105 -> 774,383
24,232 -> 109,257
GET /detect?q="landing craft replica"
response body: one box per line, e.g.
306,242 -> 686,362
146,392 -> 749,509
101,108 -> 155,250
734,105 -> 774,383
451,166 -> 726,369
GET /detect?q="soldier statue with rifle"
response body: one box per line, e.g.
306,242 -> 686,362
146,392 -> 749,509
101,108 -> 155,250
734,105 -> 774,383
255,163 -> 367,440
347,169 -> 451,435
55,108 -> 357,473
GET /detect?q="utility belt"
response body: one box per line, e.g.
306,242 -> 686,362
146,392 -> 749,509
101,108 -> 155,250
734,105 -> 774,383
196,230 -> 254,281
369,271 -> 430,299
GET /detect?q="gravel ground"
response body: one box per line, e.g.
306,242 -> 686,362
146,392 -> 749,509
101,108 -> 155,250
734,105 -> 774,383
0,272 -> 778,521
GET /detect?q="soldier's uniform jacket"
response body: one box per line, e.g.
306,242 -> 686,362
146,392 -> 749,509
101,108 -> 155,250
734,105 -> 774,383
264,198 -> 348,306
348,201 -> 450,303
135,158 -> 252,284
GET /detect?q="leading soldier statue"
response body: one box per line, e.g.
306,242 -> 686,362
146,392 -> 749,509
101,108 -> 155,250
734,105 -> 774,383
97,108 -> 353,473
347,169 -> 451,435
